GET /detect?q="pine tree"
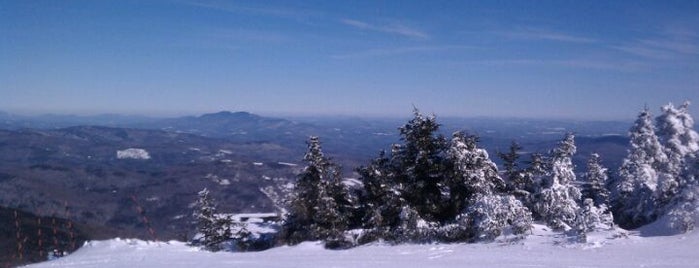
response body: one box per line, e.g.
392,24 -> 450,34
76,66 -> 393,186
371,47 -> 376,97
357,150 -> 408,242
655,101 -> 699,206
446,132 -> 505,215
393,108 -> 449,222
534,133 -> 582,230
499,141 -> 535,205
666,156 -> 698,233
441,133 -> 531,241
573,198 -> 614,242
666,188 -> 697,233
522,153 -> 549,219
193,188 -> 230,251
461,193 -> 533,241
613,107 -> 666,228
500,141 -> 524,193
582,153 -> 610,207
283,136 -> 354,246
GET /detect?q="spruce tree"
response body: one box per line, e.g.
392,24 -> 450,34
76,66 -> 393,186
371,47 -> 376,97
500,141 -> 534,204
523,153 -> 549,219
193,188 -> 230,251
445,132 -> 531,241
534,133 -> 582,230
582,153 -> 610,207
613,107 -> 666,228
447,132 -> 505,212
283,136 -> 354,246
655,101 -> 699,206
357,151 -> 404,235
463,194 -> 532,241
393,108 -> 449,222
500,141 -> 523,192
666,155 -> 698,233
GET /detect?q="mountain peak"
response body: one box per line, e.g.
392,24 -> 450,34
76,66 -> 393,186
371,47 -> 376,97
199,111 -> 259,120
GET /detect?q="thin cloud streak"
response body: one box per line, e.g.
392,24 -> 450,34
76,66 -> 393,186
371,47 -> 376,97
331,45 -> 474,59
464,58 -> 647,72
611,45 -> 675,60
181,0 -> 319,20
640,39 -> 699,55
612,39 -> 698,60
341,19 -> 429,39
494,27 -> 598,43
612,24 -> 699,60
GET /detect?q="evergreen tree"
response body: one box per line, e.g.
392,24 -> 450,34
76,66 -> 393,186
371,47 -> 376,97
582,153 -> 610,207
655,101 -> 699,206
192,188 -> 230,251
666,155 -> 698,233
534,133 -> 582,230
393,108 -> 449,222
283,136 -> 354,246
573,198 -> 614,242
499,141 -> 535,205
358,109 -> 533,243
500,141 -> 524,193
357,150 -> 405,237
522,153 -> 549,219
446,132 -> 505,215
659,105 -> 699,233
442,133 -> 531,241
461,193 -> 533,241
613,107 -> 666,228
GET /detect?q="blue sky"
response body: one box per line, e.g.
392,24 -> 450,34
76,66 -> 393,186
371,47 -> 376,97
1,0 -> 698,119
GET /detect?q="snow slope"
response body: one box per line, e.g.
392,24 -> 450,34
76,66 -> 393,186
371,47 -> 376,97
24,225 -> 698,268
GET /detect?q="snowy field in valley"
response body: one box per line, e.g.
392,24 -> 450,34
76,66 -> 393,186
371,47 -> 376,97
24,224 -> 698,268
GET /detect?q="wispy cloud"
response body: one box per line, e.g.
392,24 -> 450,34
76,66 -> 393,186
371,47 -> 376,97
340,19 -> 429,39
465,58 -> 647,72
640,39 -> 699,55
612,34 -> 698,60
207,28 -> 289,43
494,27 -> 598,44
609,20 -> 699,60
611,44 -> 675,60
181,0 -> 319,20
331,45 -> 473,59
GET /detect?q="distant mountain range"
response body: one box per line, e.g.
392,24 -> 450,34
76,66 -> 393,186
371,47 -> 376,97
0,110 -> 634,162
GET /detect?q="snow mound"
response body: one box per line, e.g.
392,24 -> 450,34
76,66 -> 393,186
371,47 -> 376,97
23,228 -> 699,268
116,148 -> 151,160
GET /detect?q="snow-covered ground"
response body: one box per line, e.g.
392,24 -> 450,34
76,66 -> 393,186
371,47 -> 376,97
24,224 -> 698,268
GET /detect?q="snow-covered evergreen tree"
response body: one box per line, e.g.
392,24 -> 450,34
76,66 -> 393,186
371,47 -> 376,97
579,198 -> 614,231
358,110 -> 533,243
192,188 -> 230,252
461,193 -> 533,241
446,132 -> 505,214
283,136 -> 355,246
500,141 -> 525,192
441,133 -> 531,241
394,108 -> 449,222
357,151 -> 405,235
663,143 -> 699,233
613,107 -> 667,228
582,153 -> 610,207
534,133 -> 582,230
522,153 -> 549,219
655,101 -> 699,206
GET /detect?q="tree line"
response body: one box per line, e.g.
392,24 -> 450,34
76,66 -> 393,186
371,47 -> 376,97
193,102 -> 699,251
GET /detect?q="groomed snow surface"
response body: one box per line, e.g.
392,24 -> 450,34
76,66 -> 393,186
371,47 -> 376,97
24,224 -> 698,268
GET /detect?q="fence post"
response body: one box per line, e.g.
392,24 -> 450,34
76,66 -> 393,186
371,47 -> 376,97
130,194 -> 158,241
13,210 -> 23,261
